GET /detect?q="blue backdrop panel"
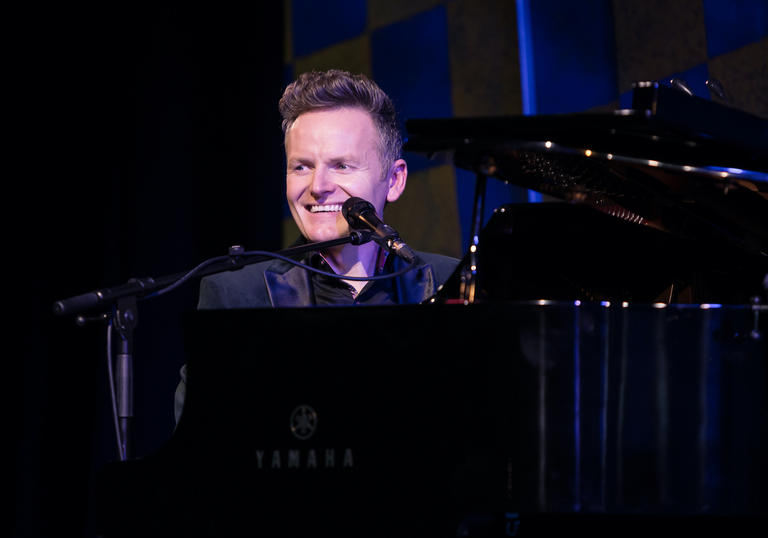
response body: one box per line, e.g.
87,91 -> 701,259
529,0 -> 618,114
292,0 -> 367,57
371,6 -> 454,172
703,0 -> 768,57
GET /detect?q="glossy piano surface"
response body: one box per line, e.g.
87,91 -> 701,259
433,201 -> 768,306
405,83 -> 768,263
94,303 -> 767,536
406,82 -> 767,308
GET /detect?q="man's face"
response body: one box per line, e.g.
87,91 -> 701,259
285,107 -> 405,244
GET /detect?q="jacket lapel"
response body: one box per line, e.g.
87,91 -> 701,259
263,254 -> 438,306
264,264 -> 314,307
395,259 -> 437,304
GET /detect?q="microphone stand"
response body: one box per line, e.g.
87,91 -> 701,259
53,230 -> 373,461
461,172 -> 487,303
114,295 -> 136,461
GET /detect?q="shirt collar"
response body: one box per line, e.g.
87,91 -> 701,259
308,246 -> 390,276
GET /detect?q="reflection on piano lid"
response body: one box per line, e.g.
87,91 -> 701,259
404,82 -> 768,305
433,202 -> 768,305
404,82 -> 767,258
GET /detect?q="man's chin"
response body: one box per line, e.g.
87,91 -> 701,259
304,230 -> 348,245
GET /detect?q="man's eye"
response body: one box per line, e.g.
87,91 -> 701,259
335,163 -> 350,170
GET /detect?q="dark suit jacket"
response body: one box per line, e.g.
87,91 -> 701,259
197,250 -> 460,308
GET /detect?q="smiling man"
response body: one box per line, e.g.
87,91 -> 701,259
196,69 -> 459,309
176,70 -> 460,424
284,106 -> 405,295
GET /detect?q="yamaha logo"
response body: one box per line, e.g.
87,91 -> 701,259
290,404 -> 318,440
254,405 -> 354,470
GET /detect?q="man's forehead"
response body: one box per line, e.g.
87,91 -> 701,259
286,107 -> 380,149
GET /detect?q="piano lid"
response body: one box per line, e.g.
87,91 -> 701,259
404,82 -> 768,258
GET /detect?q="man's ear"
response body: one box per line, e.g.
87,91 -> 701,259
385,158 -> 407,203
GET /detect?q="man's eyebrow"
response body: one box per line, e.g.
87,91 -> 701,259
327,155 -> 361,164
287,156 -> 313,165
287,155 -> 362,165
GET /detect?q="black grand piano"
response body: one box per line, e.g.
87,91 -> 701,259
407,81 -> 767,306
93,83 -> 767,536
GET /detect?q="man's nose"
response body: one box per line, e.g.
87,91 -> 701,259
309,168 -> 335,197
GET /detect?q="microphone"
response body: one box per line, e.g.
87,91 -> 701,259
341,197 -> 419,264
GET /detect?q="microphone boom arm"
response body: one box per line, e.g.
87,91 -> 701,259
52,230 -> 374,317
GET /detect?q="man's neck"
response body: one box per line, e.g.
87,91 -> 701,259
321,241 -> 379,295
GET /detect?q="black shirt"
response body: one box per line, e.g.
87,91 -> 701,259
309,249 -> 399,306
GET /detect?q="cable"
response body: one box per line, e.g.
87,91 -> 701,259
148,255 -> 230,298
240,249 -> 419,281
147,249 -> 419,299
106,317 -> 124,460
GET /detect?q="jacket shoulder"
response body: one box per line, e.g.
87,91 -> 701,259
415,251 -> 460,287
197,260 -> 276,309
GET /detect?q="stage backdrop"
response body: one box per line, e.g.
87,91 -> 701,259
281,0 -> 767,257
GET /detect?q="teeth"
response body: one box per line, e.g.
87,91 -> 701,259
309,204 -> 342,213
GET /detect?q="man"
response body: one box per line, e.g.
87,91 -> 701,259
196,69 -> 458,308
175,70 -> 459,421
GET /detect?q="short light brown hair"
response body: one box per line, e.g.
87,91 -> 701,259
279,70 -> 402,170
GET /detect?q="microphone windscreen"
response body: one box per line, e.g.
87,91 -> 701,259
341,197 -> 374,222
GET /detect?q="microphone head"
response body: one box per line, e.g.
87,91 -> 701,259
341,197 -> 375,225
341,196 -> 404,248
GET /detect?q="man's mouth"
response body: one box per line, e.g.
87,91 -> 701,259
308,204 -> 342,213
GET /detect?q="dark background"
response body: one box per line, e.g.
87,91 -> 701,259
13,6 -> 285,536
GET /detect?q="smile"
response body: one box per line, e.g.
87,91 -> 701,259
308,204 -> 342,213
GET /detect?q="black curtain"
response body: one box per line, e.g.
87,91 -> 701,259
14,5 -> 285,536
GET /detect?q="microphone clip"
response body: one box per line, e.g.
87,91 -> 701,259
349,229 -> 374,245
